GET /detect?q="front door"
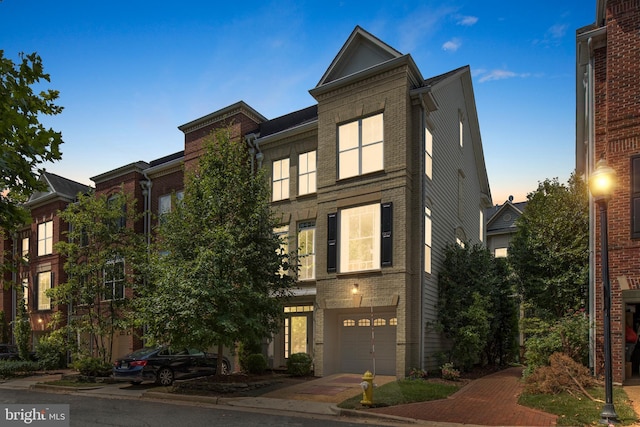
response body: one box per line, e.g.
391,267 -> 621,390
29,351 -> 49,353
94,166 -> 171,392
284,305 -> 313,358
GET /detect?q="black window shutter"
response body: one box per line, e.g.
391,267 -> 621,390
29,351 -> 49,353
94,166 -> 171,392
327,213 -> 337,272
381,202 -> 393,266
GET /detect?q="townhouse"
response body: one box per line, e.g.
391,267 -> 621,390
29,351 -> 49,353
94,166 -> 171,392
1,26 -> 492,377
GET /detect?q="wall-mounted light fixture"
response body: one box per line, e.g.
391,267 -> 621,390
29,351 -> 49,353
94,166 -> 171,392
352,283 -> 359,295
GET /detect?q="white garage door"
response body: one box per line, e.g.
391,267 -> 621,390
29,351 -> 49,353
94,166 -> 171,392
339,312 -> 396,375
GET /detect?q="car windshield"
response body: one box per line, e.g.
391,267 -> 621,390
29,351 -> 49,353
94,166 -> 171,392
125,347 -> 161,359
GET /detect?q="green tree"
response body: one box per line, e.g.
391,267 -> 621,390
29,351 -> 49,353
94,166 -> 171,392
0,51 -> 63,232
12,295 -> 31,361
139,128 -> 294,372
508,174 -> 589,320
52,190 -> 147,364
437,243 -> 519,369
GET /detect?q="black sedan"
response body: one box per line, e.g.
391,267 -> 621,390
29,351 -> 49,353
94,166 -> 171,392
112,347 -> 230,386
0,344 -> 20,361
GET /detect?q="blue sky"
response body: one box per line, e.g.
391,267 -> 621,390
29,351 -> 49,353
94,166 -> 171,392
1,1 -> 594,204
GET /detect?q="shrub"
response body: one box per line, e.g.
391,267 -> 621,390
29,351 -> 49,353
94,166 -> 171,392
238,339 -> 263,372
72,356 -> 112,377
245,353 -> 268,375
287,352 -> 313,377
36,332 -> 67,370
523,310 -> 589,377
0,360 -> 39,378
408,367 -> 428,380
441,362 -> 461,381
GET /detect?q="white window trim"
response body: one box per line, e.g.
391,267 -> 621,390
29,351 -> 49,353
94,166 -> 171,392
297,222 -> 316,281
37,221 -> 53,256
272,158 -> 290,201
298,151 -> 317,196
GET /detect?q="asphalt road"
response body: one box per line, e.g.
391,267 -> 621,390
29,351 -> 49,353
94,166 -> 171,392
0,389 -> 398,427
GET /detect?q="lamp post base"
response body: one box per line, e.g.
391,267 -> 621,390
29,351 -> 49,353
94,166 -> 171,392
599,403 -> 618,425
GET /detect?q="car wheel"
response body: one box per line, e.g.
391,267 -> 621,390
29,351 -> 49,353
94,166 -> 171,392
220,360 -> 230,375
156,368 -> 174,386
130,381 -> 142,385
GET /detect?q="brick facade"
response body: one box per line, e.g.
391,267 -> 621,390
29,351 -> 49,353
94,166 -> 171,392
578,0 -> 640,383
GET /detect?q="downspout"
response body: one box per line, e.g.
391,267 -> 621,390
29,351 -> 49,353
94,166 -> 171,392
140,174 -> 152,347
11,234 -> 17,345
587,36 -> 597,373
418,92 -> 428,371
140,174 -> 152,250
245,133 -> 264,172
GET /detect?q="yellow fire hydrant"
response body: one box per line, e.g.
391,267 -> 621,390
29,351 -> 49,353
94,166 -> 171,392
360,370 -> 374,406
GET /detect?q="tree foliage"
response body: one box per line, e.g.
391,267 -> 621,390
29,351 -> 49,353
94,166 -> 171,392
0,51 -> 63,231
139,128 -> 295,368
52,190 -> 147,364
437,243 -> 519,370
508,174 -> 589,320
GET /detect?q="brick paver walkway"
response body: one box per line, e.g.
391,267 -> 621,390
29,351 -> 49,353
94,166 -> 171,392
368,366 -> 558,426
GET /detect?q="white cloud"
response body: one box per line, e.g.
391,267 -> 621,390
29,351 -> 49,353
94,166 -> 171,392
442,38 -> 461,52
478,69 -> 531,83
533,23 -> 569,46
547,23 -> 568,39
457,15 -> 478,26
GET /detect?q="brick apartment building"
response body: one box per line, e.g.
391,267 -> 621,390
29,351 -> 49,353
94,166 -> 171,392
576,0 -> 640,383
1,26 -> 492,377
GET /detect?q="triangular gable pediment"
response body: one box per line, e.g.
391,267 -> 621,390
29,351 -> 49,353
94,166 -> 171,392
486,201 -> 525,231
316,26 -> 403,87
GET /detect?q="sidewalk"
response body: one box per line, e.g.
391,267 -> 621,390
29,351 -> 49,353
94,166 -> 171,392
368,367 -> 558,426
0,367 -> 578,426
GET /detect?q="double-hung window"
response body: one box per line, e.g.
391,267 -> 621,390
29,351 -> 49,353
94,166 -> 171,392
272,158 -> 290,201
103,259 -> 125,300
633,156 -> 640,239
424,206 -> 432,274
37,271 -> 51,310
37,221 -> 53,256
327,203 -> 392,273
425,125 -> 433,179
298,151 -> 316,195
338,113 -> 384,179
158,191 -> 184,223
274,225 -> 289,277
297,222 -> 315,280
21,236 -> 29,261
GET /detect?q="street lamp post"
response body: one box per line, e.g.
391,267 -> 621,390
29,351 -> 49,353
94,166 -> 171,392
589,159 -> 618,424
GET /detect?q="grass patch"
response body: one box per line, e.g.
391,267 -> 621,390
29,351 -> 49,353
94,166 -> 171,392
519,386 -> 637,426
338,379 -> 460,409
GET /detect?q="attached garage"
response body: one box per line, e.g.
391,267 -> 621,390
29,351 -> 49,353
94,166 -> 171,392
338,311 -> 396,375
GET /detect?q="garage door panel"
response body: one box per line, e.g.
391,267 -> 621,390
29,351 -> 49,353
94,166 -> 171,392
339,312 -> 396,375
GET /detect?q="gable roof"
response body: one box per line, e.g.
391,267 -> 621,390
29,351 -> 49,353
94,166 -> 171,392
412,65 -> 492,205
26,171 -> 92,208
486,198 -> 527,235
317,26 -> 403,87
311,26 -> 423,98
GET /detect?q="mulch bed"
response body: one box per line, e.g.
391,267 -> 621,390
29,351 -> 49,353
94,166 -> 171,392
171,372 -> 313,397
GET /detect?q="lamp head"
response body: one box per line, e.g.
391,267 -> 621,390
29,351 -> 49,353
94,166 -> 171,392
589,159 -> 616,201
352,284 -> 359,295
